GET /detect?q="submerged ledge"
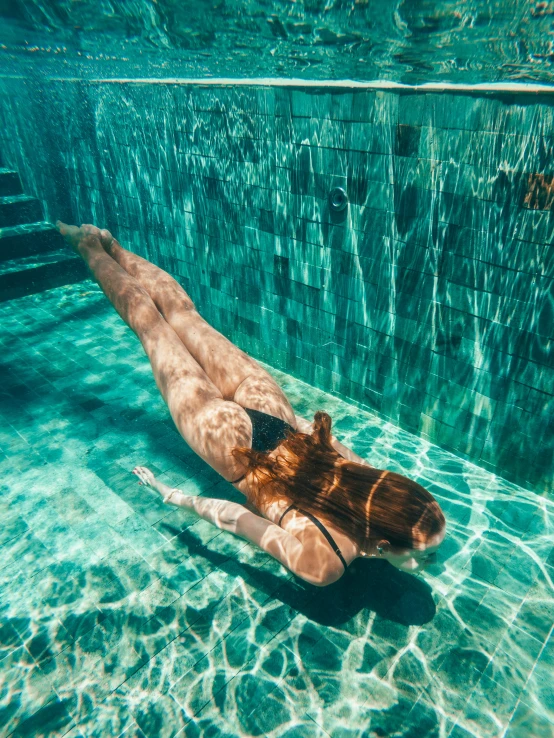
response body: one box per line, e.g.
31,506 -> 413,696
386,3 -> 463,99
2,74 -> 554,94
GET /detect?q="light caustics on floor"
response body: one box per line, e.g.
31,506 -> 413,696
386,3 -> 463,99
1,280 -> 553,737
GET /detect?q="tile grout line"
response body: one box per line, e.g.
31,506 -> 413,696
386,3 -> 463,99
500,622 -> 554,737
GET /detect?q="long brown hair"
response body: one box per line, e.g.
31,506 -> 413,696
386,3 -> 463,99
233,411 -> 445,551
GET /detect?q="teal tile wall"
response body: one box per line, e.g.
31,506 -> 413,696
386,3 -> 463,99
0,80 -> 552,494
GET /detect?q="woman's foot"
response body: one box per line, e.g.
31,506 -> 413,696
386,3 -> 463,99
98,228 -> 118,256
56,221 -> 103,254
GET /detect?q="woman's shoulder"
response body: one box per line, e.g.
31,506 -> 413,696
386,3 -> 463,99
254,495 -> 292,526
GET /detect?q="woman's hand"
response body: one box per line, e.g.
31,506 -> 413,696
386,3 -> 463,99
132,466 -> 159,493
132,465 -> 184,504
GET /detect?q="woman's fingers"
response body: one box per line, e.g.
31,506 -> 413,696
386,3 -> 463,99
132,466 -> 146,484
132,466 -> 154,487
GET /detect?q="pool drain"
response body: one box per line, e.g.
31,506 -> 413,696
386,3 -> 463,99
328,186 -> 348,212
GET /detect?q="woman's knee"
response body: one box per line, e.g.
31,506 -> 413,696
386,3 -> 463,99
119,284 -> 162,335
160,283 -> 196,320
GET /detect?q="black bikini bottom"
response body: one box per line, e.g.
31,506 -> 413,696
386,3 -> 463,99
231,409 -> 348,572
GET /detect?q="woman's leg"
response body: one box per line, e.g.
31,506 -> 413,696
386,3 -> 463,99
57,222 -> 252,480
97,229 -> 296,426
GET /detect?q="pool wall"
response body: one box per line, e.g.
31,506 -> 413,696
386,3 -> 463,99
0,79 -> 552,494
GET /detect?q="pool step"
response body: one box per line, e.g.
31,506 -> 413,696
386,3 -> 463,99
0,160 -> 88,300
0,248 -> 88,302
0,194 -> 43,228
0,168 -> 23,197
0,221 -> 64,261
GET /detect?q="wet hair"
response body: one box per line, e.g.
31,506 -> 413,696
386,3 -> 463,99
233,411 -> 446,551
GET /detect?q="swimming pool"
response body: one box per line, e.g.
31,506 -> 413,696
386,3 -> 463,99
1,280 -> 553,736
1,80 -> 552,496
1,2 -> 554,736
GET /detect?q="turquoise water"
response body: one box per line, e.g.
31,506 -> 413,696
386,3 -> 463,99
1,279 -> 553,737
2,0 -> 554,84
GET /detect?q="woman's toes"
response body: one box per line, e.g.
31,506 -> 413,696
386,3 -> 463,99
56,220 -> 76,236
81,224 -> 102,238
99,229 -> 116,254
56,221 -> 82,252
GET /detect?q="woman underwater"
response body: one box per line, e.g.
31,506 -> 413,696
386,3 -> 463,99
58,222 -> 446,587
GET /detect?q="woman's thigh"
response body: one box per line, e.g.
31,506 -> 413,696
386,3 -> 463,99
141,317 -> 252,480
105,237 -> 295,426
166,305 -> 296,427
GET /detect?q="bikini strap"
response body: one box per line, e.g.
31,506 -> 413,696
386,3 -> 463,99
278,504 -> 348,571
230,472 -> 247,485
296,509 -> 348,571
278,504 -> 297,527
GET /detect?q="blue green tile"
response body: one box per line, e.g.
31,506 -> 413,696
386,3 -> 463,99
1,75 -> 554,730
505,701 -> 554,738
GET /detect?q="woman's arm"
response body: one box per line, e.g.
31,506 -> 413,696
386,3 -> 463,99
294,415 -> 372,466
132,466 -> 342,587
132,467 -> 259,519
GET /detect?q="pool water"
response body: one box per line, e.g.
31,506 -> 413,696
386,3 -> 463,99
1,280 -> 553,737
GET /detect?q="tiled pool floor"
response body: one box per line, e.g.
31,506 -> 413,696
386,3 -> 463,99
1,281 -> 553,738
